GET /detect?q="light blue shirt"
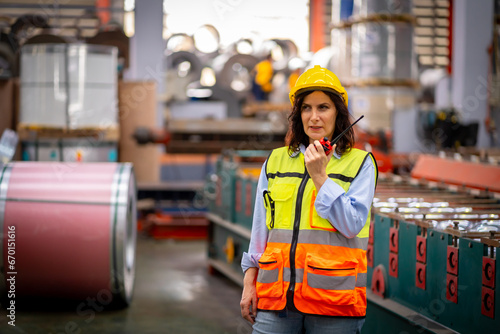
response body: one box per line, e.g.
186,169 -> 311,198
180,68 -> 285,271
241,145 -> 377,273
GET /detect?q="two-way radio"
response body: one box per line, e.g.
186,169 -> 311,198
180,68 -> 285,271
319,115 -> 364,154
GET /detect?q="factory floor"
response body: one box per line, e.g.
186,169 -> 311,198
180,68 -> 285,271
0,235 -> 252,334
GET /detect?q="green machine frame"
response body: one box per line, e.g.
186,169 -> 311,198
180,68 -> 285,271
364,212 -> 499,333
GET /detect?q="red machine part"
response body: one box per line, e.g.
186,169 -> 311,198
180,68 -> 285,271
482,287 -> 495,318
367,223 -> 374,268
367,244 -> 374,268
416,262 -> 426,290
369,222 -> 375,245
415,233 -> 427,290
416,235 -> 427,264
370,147 -> 394,173
388,222 -> 399,278
447,246 -> 459,275
411,154 -> 500,193
353,144 -> 393,173
389,252 -> 398,278
371,265 -> 387,298
446,274 -> 458,304
482,257 -> 496,289
132,127 -> 171,146
389,227 -> 399,253
144,213 -> 208,240
353,128 -> 393,173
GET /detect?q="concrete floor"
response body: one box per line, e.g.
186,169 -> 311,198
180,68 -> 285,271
0,236 -> 252,334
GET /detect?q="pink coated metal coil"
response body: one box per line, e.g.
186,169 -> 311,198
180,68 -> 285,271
0,162 -> 137,306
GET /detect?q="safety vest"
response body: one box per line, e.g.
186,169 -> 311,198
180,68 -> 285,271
256,146 -> 377,317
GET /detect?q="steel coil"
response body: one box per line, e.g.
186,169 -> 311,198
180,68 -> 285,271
0,162 -> 137,306
259,39 -> 298,72
165,50 -> 203,83
212,53 -> 258,99
165,33 -> 195,54
193,24 -> 220,58
231,38 -> 255,55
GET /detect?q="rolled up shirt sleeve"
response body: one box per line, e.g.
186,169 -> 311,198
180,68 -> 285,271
314,155 -> 376,238
241,162 -> 269,273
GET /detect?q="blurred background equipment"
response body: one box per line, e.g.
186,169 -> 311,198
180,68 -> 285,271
0,128 -> 18,163
19,43 -> 118,129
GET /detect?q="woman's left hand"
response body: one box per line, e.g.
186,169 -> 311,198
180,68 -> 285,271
304,140 -> 335,190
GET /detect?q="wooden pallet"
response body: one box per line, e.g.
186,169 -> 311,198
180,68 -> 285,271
330,14 -> 417,29
17,123 -> 120,141
351,79 -> 420,88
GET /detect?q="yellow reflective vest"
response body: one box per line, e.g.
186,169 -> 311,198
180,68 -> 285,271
256,146 -> 377,317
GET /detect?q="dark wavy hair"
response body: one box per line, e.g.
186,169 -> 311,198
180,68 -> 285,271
285,90 -> 355,156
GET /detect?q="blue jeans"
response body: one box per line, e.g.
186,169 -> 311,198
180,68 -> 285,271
252,309 -> 365,334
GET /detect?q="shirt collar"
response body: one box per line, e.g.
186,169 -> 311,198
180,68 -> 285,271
294,144 -> 341,160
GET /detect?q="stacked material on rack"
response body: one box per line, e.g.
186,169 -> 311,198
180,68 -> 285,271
330,0 -> 418,150
18,43 -> 119,162
365,153 -> 500,333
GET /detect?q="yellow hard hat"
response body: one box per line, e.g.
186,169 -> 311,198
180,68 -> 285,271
289,65 -> 348,107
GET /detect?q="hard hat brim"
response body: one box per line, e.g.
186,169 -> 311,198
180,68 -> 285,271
290,86 -> 346,107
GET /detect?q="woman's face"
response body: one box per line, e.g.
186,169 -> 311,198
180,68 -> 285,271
301,91 -> 337,145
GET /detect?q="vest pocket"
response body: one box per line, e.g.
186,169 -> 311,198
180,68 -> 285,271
256,248 -> 284,298
264,183 -> 295,229
309,190 -> 338,232
302,253 -> 358,305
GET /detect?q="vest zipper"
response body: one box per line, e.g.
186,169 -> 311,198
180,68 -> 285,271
287,166 -> 309,309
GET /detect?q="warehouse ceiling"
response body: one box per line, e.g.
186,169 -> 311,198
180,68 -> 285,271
0,0 -> 125,40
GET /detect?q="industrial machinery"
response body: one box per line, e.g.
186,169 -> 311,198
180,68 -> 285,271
205,150 -> 265,283
205,151 -> 500,333
365,154 -> 500,333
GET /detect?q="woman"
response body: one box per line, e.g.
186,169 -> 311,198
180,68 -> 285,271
240,65 -> 377,334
